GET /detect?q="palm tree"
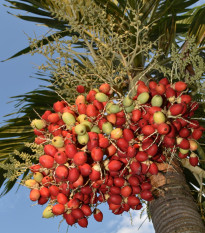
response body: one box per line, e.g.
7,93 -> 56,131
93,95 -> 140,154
1,0 -> 205,232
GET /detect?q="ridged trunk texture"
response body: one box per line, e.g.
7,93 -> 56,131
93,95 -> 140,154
149,162 -> 205,233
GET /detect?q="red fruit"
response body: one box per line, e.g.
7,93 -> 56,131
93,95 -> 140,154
99,83 -> 110,94
79,163 -> 92,176
109,194 -> 122,205
81,205 -> 92,216
123,129 -> 134,141
117,138 -> 129,152
40,187 -> 50,198
130,161 -> 141,175
67,198 -> 80,209
180,95 -> 192,104
49,185 -> 59,197
54,151 -> 67,164
53,101 -> 65,113
76,85 -> 85,93
99,137 -> 109,148
110,186 -> 121,195
169,104 -> 184,116
65,144 -> 78,159
165,87 -> 175,99
108,160 -> 122,171
179,128 -> 190,138
39,155 -> 54,169
86,104 -> 98,117
35,136 -> 46,144
93,209 -> 103,222
47,113 -> 60,123
127,146 -> 137,158
156,83 -> 166,95
78,103 -> 87,114
78,218 -> 88,228
30,189 -> 40,201
172,120 -> 182,131
191,129 -> 203,140
64,213 -> 76,226
34,128 -> 45,136
59,183 -> 70,195
68,168 -> 80,183
140,190 -> 153,201
52,204 -> 65,215
30,164 -> 41,173
148,106 -> 162,115
138,119 -> 148,128
73,175 -> 84,188
173,81 -> 187,92
115,117 -> 126,126
107,144 -> 117,156
136,151 -> 148,162
73,152 -> 87,166
93,99 -> 104,110
127,195 -> 140,206
89,167 -> 100,181
157,123 -> 170,135
86,90 -> 97,102
42,110 -> 52,121
121,186 -> 132,197
142,141 -> 158,156
38,196 -> 48,205
137,84 -> 149,94
91,147 -> 104,162
55,165 -> 69,180
159,77 -> 169,85
87,139 -> 99,151
81,186 -> 92,195
141,182 -> 152,190
57,193 -> 68,205
109,203 -> 121,211
177,138 -> 190,149
114,177 -> 125,187
178,152 -> 188,159
132,186 -> 141,194
149,81 -> 157,90
128,175 -> 140,186
148,162 -> 158,175
141,125 -> 155,136
42,176 -> 52,187
131,109 -> 141,122
189,153 -> 199,166
71,208 -> 84,219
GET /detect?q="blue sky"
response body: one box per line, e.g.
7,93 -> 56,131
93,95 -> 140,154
0,1 -> 204,232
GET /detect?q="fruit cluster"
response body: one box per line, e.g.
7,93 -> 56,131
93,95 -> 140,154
26,78 -> 204,228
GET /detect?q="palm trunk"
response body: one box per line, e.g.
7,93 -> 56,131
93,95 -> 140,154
149,161 -> 205,233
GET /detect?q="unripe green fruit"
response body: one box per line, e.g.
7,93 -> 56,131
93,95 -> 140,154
106,102 -> 114,114
153,111 -> 166,124
137,92 -> 149,104
75,124 -> 87,135
123,96 -> 133,107
179,148 -> 189,154
42,206 -> 54,218
52,136 -> 64,148
95,92 -> 109,102
62,112 -> 76,125
77,133 -> 89,145
33,172 -> 43,183
31,119 -> 46,130
91,126 -> 101,133
77,114 -> 87,123
111,128 -> 123,139
109,104 -> 121,114
151,95 -> 163,107
81,120 -> 93,131
125,104 -> 134,113
102,122 -> 113,135
25,179 -> 38,189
